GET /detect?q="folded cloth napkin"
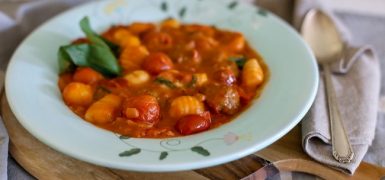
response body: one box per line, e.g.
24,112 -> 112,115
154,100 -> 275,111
292,0 -> 381,175
0,1 -> 88,179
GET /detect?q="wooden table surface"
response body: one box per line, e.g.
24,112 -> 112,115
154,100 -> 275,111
1,93 -> 385,179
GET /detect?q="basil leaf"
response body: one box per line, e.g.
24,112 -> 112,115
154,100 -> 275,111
58,46 -> 75,73
58,43 -> 91,73
79,17 -> 121,76
154,77 -> 176,88
79,17 -> 105,45
100,36 -> 120,56
228,56 -> 247,69
187,75 -> 197,88
63,44 -> 90,66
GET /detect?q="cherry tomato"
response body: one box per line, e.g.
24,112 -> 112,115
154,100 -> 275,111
123,95 -> 160,125
58,73 -> 73,91
236,86 -> 255,105
73,67 -> 104,84
176,112 -> 211,135
142,52 -> 174,75
71,38 -> 89,44
143,32 -> 173,51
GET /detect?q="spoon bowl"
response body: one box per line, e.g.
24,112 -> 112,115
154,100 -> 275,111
301,10 -> 344,64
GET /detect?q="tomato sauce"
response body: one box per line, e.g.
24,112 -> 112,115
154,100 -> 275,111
58,19 -> 268,138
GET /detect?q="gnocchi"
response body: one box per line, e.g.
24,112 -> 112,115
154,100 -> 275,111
62,82 -> 93,106
124,70 -> 150,86
113,29 -> 141,47
193,73 -> 208,86
161,18 -> 180,29
119,45 -> 149,71
85,94 -> 122,124
169,96 -> 205,119
242,59 -> 264,88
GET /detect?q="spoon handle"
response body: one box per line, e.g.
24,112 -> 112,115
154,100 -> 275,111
323,63 -> 355,163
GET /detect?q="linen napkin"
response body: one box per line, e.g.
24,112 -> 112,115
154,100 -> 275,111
292,0 -> 381,175
0,1 -> 89,179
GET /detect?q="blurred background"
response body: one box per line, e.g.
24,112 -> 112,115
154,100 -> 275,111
0,0 -> 385,179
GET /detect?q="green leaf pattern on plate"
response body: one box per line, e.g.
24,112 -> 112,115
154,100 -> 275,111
228,1 -> 238,9
159,151 -> 169,160
119,148 -> 141,157
119,135 -> 131,140
116,132 -> 242,160
191,146 -> 210,156
258,8 -> 268,16
161,1 -> 168,12
179,7 -> 187,18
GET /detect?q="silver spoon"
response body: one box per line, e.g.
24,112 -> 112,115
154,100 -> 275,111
301,9 -> 354,163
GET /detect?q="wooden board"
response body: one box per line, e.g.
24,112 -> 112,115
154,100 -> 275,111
2,93 -> 385,179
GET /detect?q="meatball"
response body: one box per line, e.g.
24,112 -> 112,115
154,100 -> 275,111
203,84 -> 240,115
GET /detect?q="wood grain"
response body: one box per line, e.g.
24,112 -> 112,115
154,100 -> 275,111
2,93 -> 385,179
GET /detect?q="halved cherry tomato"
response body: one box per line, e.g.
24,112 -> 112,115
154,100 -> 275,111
123,95 -> 160,125
142,52 -> 174,75
176,112 -> 211,135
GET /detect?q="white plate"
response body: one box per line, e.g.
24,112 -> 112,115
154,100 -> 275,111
5,0 -> 318,172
